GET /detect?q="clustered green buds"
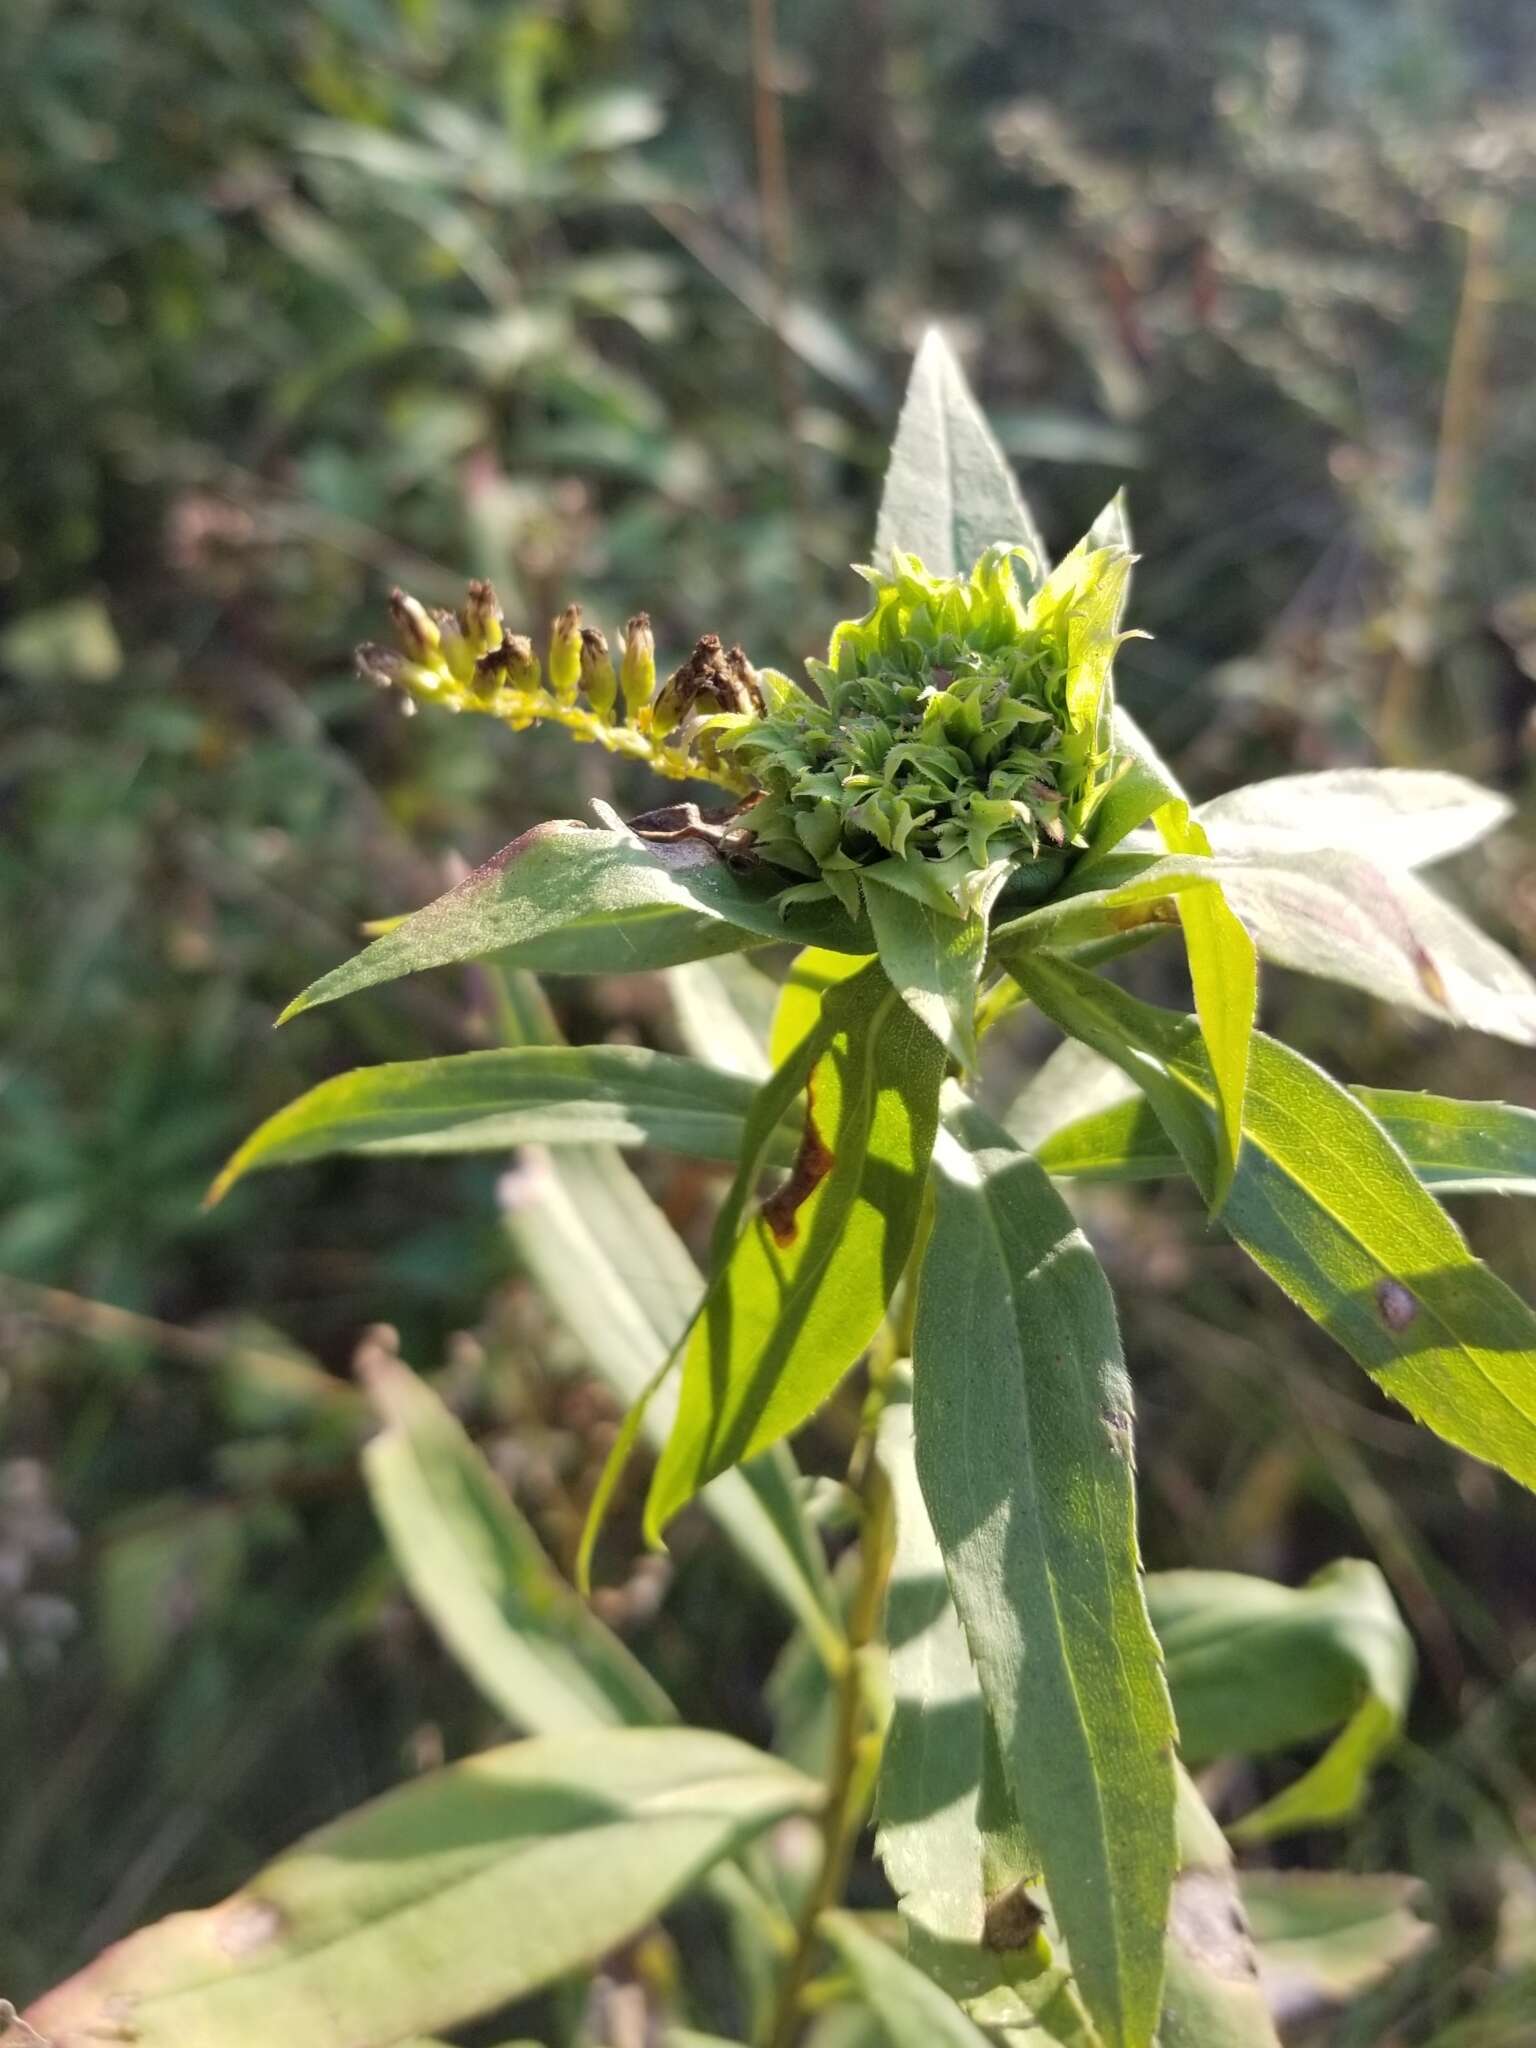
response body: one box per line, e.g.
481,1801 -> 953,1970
357,531 -> 1131,922
704,538 -> 1131,920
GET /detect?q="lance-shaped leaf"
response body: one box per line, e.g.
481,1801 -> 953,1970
1033,1082 -> 1536,1199
1054,629 -> 1256,1205
1147,1562 -> 1413,1840
21,1729 -> 816,2048
209,1045 -> 787,1201
279,823 -> 867,1025
669,955 -> 776,1080
913,1094 -> 1177,2048
646,966 -> 945,1536
504,1144 -> 842,1671
875,329 -> 1046,580
1010,951 -> 1536,1492
438,962 -> 840,1661
359,1350 -> 673,1733
1196,768 -> 1511,870
875,1381 -> 1091,2039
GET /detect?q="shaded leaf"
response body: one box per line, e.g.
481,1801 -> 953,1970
646,967 -> 944,1534
875,330 -> 1046,579
820,1912 -> 993,2048
360,1351 -> 672,1732
1010,952 -> 1536,1492
1148,1563 -> 1412,1839
23,1730 -> 816,2048
913,1093 -> 1176,2048
669,956 -> 776,1080
1242,1871 -> 1431,2013
280,823 -> 866,1024
210,1045 -> 785,1200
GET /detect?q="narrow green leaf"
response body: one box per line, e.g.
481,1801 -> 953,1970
820,1913 -> 993,2048
876,1381 -> 1089,2038
280,823 -> 867,1025
359,1351 -> 672,1732
876,1381 -> 1002,1951
1010,952 -> 1536,1492
1033,1084 -> 1536,1198
210,1045 -> 789,1200
864,878 -> 990,1069
875,330 -> 1046,579
504,1144 -> 843,1669
770,944 -> 872,1068
646,967 -> 942,1535
1197,768 -> 1510,870
1147,1563 -> 1413,1841
23,1730 -> 816,2048
1152,818 -> 1257,1206
913,1094 -> 1177,2048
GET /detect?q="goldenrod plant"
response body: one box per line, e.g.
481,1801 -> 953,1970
22,336 -> 1536,2048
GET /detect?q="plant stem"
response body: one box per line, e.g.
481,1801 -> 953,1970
760,1413 -> 894,2048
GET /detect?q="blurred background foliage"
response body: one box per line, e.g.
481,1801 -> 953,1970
3,0 -> 1536,2038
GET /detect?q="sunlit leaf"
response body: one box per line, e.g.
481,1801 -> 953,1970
1197,769 -> 1510,870
669,956 -> 776,1080
209,1045 -> 784,1200
1148,1562 -> 1412,1839
360,1351 -> 672,1732
1033,1082 -> 1536,1199
913,1093 -> 1176,2048
874,330 -> 1046,580
1011,951 -> 1536,1491
279,824 -> 866,1024
504,1145 -> 842,1670
646,966 -> 944,1535
22,1730 -> 816,2048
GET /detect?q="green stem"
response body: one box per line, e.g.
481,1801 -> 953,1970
760,1403 -> 895,2048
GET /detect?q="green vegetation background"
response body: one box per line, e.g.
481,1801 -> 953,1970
3,0 -> 1536,2037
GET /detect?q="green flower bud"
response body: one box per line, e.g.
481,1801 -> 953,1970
580,626 -> 617,718
720,538 -> 1130,917
548,604 -> 583,704
620,614 -> 655,719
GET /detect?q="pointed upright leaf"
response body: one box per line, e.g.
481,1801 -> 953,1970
647,967 -> 945,1534
875,330 -> 1046,577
